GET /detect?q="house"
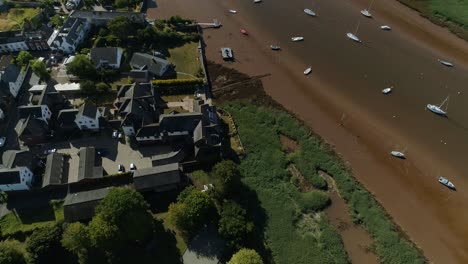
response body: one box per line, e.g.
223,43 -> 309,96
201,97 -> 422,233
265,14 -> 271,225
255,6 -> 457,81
129,53 -> 175,81
63,187 -> 110,222
18,105 -> 52,125
47,18 -> 91,54
57,109 -> 79,132
42,153 -> 68,188
133,163 -> 183,192
114,82 -> 162,136
0,64 -> 27,98
69,10 -> 146,26
68,147 -> 103,183
0,150 -> 37,191
90,47 -> 123,70
15,116 -> 49,145
0,31 -> 28,53
29,84 -> 69,114
65,0 -> 81,10
151,149 -> 185,166
74,103 -> 101,131
54,82 -> 81,95
24,26 -> 54,51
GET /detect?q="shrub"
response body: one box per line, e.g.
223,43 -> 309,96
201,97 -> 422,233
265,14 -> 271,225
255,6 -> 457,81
227,248 -> 263,264
153,78 -> 204,95
0,240 -> 27,264
298,191 -> 331,212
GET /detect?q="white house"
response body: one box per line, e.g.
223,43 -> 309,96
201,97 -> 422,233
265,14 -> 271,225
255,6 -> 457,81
90,47 -> 123,70
0,37 -> 28,53
0,64 -> 27,98
74,103 -> 100,131
18,105 -> 52,125
0,167 -> 34,191
47,18 -> 90,54
0,108 -> 4,120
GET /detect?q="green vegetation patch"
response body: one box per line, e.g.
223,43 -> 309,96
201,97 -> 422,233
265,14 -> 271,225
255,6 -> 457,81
430,0 -> 468,26
167,42 -> 203,78
0,8 -> 40,31
224,102 -> 425,264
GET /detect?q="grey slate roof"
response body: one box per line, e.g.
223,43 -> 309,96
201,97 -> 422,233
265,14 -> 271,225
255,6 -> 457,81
130,53 -> 173,78
0,168 -> 21,185
77,103 -> 97,119
57,109 -> 79,127
69,10 -> 146,24
64,187 -> 110,206
90,47 -> 121,66
43,153 -> 65,187
2,150 -> 35,170
77,147 -> 102,182
0,64 -> 21,87
15,117 -> 48,138
115,83 -> 159,128
18,105 -> 43,119
129,70 -> 148,81
159,112 -> 203,133
133,163 -> 181,191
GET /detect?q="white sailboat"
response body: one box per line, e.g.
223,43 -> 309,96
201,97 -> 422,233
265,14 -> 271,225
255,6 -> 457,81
438,177 -> 456,190
254,0 -> 262,3
291,37 -> 304,42
304,8 -> 316,16
438,59 -> 454,67
426,95 -> 449,116
304,67 -> 312,75
229,10 -> 237,14
361,0 -> 375,18
347,21 -> 362,43
270,44 -> 281,50
390,150 -> 405,159
381,25 -> 391,30
382,87 -> 392,94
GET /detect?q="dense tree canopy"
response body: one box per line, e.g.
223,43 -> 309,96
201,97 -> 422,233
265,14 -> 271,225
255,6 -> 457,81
61,222 -> 90,264
66,54 -> 96,79
31,59 -> 50,81
0,240 -> 27,264
168,186 -> 215,234
107,16 -> 134,40
211,160 -> 242,198
218,200 -> 253,249
26,224 -> 67,264
227,248 -> 263,264
50,14 -> 65,28
13,51 -> 33,68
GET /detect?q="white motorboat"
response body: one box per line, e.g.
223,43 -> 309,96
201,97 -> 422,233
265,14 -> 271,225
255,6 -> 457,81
304,8 -> 316,16
304,67 -> 312,75
291,37 -> 304,42
270,45 -> 281,50
381,25 -> 391,30
438,59 -> 454,67
390,151 -> 405,159
438,177 -> 456,190
361,9 -> 372,18
229,9 -> 237,14
346,33 -> 361,43
382,87 -> 392,94
254,0 -> 262,3
427,96 -> 449,117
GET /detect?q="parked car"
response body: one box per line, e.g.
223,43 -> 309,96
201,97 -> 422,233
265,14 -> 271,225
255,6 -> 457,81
118,132 -> 123,139
0,137 -> 5,147
129,163 -> 136,171
44,149 -> 57,155
112,130 -> 118,138
118,164 -> 125,173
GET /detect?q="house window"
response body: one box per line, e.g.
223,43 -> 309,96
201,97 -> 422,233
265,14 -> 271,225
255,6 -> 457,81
79,121 -> 83,124
90,124 -> 95,127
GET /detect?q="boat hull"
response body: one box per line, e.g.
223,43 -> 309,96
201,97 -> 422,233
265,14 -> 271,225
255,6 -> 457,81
426,104 -> 447,116
346,33 -> 361,43
361,9 -> 372,18
304,68 -> 312,75
291,37 -> 304,42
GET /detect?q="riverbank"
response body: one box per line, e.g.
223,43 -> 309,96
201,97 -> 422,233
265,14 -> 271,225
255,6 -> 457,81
147,0 -> 468,263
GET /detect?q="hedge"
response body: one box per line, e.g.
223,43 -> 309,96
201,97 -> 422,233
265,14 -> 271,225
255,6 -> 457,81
152,78 -> 204,95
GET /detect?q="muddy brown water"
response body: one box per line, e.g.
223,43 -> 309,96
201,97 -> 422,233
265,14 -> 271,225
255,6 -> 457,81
148,0 -> 468,262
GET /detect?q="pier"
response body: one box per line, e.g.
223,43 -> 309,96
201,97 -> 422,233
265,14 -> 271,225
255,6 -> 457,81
197,19 -> 221,28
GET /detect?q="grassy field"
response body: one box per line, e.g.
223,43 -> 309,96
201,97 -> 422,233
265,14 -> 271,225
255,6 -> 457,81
224,102 -> 425,264
0,8 -> 41,31
398,0 -> 468,40
167,42 -> 202,79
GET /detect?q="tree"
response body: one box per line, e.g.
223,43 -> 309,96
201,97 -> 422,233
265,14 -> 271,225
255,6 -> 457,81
79,80 -> 96,95
227,248 -> 263,264
0,240 -> 27,264
13,51 -> 33,68
211,160 -> 242,198
61,223 -> 90,264
96,82 -> 110,93
218,201 -> 253,249
107,16 -> 133,40
0,191 -> 7,204
66,54 -> 96,79
31,59 -> 50,81
50,14 -> 65,28
168,186 -> 215,234
26,224 -> 67,264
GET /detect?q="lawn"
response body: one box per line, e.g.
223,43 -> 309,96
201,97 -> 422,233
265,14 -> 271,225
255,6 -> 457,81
167,42 -> 202,79
224,102 -> 425,264
0,8 -> 41,31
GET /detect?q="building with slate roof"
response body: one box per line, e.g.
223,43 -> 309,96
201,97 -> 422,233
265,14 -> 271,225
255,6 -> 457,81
90,47 -> 123,70
0,31 -> 28,53
74,103 -> 100,131
0,150 -> 37,191
57,109 -> 79,132
129,52 -> 175,81
48,17 -> 91,54
42,153 -> 68,188
63,187 -> 110,222
133,163 -> 182,192
18,105 -> 52,125
69,147 -> 103,183
0,63 -> 27,98
69,10 -> 146,26
15,116 -> 49,145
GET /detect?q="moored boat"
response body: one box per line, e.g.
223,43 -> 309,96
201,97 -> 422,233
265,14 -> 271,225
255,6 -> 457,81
240,28 -> 248,35
254,0 -> 262,3
270,45 -> 281,50
291,37 -> 304,42
346,33 -> 361,43
381,25 -> 391,30
304,8 -> 316,16
229,9 -> 237,14
390,151 -> 405,159
382,87 -> 392,94
361,9 -> 372,18
438,177 -> 456,190
426,96 -> 449,117
438,59 -> 454,67
304,67 -> 312,75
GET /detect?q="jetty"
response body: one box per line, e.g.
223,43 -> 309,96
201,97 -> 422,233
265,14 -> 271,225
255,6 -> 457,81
197,19 -> 222,28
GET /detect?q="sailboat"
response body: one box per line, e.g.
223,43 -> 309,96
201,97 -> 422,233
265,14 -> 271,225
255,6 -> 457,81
291,37 -> 304,42
382,87 -> 392,94
304,9 -> 316,16
438,177 -> 456,190
347,21 -> 362,43
304,67 -> 312,75
426,96 -> 449,116
390,150 -> 405,159
361,0 -> 375,18
438,59 -> 454,67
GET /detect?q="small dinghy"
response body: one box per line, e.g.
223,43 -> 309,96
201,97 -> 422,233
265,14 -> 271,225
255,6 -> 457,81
240,28 -> 248,35
438,177 -> 456,190
361,9 -> 372,18
390,151 -> 405,159
291,37 -> 304,42
304,8 -> 316,16
254,0 -> 262,3
229,9 -> 237,14
304,67 -> 312,75
346,33 -> 361,43
381,25 -> 391,30
382,87 -> 392,94
270,45 -> 281,50
438,59 -> 454,67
